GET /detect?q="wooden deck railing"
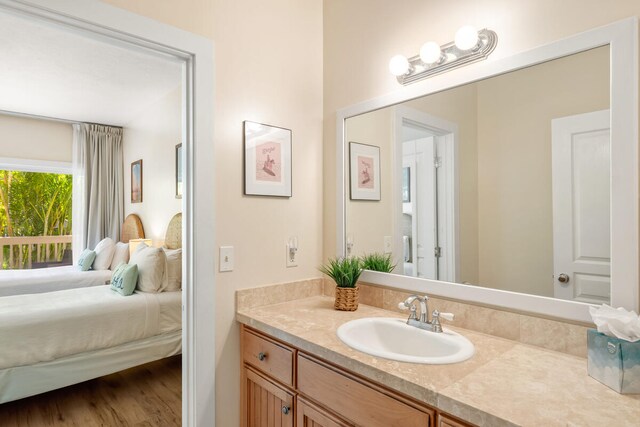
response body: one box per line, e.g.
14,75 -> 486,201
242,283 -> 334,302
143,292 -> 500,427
0,235 -> 72,269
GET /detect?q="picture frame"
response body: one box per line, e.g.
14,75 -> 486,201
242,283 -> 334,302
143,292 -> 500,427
349,142 -> 381,201
175,143 -> 183,199
131,159 -> 143,203
243,120 -> 292,197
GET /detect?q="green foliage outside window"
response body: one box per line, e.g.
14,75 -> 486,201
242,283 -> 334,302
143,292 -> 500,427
0,170 -> 72,268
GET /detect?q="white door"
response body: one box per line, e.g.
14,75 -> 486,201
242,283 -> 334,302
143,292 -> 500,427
403,137 -> 437,279
552,110 -> 610,304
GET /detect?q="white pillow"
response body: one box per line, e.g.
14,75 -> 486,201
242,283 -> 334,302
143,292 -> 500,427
93,238 -> 116,270
162,247 -> 182,291
130,243 -> 166,293
110,242 -> 130,270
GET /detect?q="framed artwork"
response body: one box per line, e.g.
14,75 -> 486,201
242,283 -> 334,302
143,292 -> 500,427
349,142 -> 380,201
175,143 -> 183,199
131,159 -> 143,203
243,120 -> 292,197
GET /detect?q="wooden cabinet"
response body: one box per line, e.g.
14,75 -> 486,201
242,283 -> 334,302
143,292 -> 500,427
241,325 -> 474,427
438,414 -> 471,427
243,366 -> 294,427
297,398 -> 353,427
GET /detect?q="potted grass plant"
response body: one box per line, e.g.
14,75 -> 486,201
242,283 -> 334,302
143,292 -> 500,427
319,256 -> 363,311
361,252 -> 396,273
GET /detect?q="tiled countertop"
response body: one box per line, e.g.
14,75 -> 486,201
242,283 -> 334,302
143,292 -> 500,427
236,295 -> 640,427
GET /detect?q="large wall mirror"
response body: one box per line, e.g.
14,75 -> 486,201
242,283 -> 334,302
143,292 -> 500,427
337,19 -> 638,322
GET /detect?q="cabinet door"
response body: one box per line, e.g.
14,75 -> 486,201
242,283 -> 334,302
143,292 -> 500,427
439,414 -> 473,427
297,397 -> 353,427
244,366 -> 294,427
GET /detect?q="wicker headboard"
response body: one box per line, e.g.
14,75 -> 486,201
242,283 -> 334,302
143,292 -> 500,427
121,214 -> 145,243
164,213 -> 182,249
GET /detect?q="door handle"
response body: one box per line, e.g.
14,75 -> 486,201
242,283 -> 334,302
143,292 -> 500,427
558,273 -> 570,284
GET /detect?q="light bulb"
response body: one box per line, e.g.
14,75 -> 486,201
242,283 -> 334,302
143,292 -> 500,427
455,25 -> 479,51
389,54 -> 410,76
419,41 -> 442,64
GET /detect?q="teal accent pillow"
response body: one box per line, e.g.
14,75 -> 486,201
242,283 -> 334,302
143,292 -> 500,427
77,249 -> 96,271
110,263 -> 139,296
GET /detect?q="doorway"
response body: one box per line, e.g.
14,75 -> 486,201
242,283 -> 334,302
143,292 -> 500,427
0,0 -> 214,425
394,105 -> 459,282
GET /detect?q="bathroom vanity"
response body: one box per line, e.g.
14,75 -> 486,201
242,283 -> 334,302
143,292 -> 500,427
237,285 -> 640,427
241,324 -> 467,427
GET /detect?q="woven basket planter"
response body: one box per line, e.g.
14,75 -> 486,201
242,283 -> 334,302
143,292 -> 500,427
334,286 -> 359,311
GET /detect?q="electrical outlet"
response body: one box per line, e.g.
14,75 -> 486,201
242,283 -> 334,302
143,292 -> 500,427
286,237 -> 298,268
219,246 -> 234,272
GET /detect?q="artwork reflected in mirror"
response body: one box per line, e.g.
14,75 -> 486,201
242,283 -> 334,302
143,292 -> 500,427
345,46 -> 611,304
349,142 -> 381,201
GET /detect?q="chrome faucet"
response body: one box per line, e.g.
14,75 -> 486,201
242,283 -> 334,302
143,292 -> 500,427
398,294 -> 454,333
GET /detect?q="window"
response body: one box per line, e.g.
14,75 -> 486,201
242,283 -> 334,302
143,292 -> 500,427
0,165 -> 72,269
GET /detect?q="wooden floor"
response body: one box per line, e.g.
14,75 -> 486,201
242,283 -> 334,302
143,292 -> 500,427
0,356 -> 182,427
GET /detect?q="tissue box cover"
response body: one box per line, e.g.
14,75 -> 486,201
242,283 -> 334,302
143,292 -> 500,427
587,329 -> 640,394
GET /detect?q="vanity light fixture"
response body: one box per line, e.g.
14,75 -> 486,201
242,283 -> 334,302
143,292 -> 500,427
389,26 -> 497,85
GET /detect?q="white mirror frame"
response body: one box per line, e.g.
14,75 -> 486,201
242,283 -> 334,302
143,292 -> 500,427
336,18 -> 638,323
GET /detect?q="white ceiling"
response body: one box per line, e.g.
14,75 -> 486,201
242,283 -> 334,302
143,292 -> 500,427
0,10 -> 183,126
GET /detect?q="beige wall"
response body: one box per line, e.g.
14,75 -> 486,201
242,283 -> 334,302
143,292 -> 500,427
123,87 -> 182,245
101,1 -> 323,425
345,108 -> 393,257
0,113 -> 72,162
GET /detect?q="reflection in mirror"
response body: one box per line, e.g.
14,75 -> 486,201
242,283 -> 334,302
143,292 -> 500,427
346,46 -> 610,304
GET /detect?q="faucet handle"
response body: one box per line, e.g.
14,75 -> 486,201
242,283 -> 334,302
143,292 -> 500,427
431,310 -> 454,333
398,301 -> 418,320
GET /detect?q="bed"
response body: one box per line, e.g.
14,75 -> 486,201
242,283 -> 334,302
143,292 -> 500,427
0,213 -> 182,403
0,214 -> 145,297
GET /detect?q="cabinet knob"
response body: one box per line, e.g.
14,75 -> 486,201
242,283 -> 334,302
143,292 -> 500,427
281,405 -> 290,415
257,352 -> 267,361
558,273 -> 570,284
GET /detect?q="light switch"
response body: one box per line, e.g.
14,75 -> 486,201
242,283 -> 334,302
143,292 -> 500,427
219,246 -> 234,272
384,236 -> 392,254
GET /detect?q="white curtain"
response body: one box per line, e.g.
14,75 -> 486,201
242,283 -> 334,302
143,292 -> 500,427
72,124 -> 124,259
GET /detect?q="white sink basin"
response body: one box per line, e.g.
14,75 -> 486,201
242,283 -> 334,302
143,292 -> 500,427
337,317 -> 475,364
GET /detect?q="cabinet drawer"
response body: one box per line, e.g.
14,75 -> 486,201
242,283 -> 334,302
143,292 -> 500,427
297,354 -> 432,427
243,329 -> 294,386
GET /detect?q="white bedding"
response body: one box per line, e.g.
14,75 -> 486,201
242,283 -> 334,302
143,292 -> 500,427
0,265 -> 112,297
0,286 -> 182,369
